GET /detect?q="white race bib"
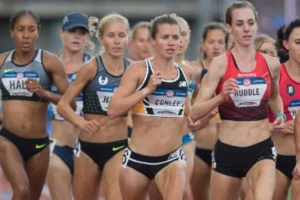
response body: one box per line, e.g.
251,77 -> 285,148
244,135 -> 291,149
230,77 -> 267,107
74,139 -> 81,158
49,138 -> 56,155
97,85 -> 118,111
2,71 -> 39,97
145,89 -> 187,117
288,100 -> 300,119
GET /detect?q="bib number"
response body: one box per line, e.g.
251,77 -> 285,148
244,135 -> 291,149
2,71 -> 39,97
230,77 -> 267,107
97,85 -> 118,111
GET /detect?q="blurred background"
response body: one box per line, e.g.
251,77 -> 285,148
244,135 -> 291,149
0,0 -> 297,60
0,0 -> 298,199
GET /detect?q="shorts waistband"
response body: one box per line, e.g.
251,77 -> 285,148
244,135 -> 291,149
127,146 -> 183,164
277,154 -> 296,158
1,128 -> 48,141
216,137 -> 273,153
196,146 -> 213,151
55,145 -> 74,150
79,138 -> 128,147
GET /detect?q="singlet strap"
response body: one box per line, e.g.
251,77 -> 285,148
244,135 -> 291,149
136,60 -> 150,91
200,61 -> 205,69
83,53 -> 91,63
4,50 -> 15,64
124,58 -> 130,66
34,49 -> 42,63
175,62 -> 188,83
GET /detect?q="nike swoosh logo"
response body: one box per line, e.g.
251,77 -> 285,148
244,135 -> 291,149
112,145 -> 125,151
4,69 -> 14,73
35,143 -> 47,149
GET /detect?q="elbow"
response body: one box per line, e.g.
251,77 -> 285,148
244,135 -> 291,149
57,100 -> 67,117
107,101 -> 123,119
107,109 -> 118,120
107,104 -> 119,119
190,104 -> 201,121
71,100 -> 77,111
190,110 -> 198,122
190,115 -> 198,122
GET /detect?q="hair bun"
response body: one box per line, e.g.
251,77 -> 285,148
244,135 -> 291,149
89,16 -> 99,37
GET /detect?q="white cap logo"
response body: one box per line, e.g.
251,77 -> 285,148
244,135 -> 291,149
63,16 -> 68,25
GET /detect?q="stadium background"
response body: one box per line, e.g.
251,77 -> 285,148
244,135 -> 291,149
0,0 -> 297,199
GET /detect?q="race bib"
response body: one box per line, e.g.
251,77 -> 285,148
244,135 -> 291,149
288,99 -> 300,119
271,146 -> 277,160
49,138 -> 56,155
211,151 -> 216,169
73,139 -> 81,157
97,85 -> 118,111
2,71 -> 39,97
122,148 -> 131,168
145,89 -> 187,116
230,77 -> 267,107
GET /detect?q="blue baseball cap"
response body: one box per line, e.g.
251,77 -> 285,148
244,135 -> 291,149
62,12 -> 89,32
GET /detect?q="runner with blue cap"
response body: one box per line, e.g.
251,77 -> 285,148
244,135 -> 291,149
46,12 -> 93,200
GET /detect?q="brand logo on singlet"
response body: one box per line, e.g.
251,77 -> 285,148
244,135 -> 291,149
166,90 -> 174,97
243,79 -> 251,86
179,81 -> 187,87
98,76 -> 108,85
287,84 -> 295,97
238,73 -> 257,77
4,69 -> 14,73
230,77 -> 267,107
17,72 -> 24,79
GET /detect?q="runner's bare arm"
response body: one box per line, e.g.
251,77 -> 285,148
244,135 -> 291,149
108,62 -> 149,119
265,55 -> 283,116
57,59 -> 97,127
191,55 -> 228,121
41,51 -> 73,106
295,111 -> 300,160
